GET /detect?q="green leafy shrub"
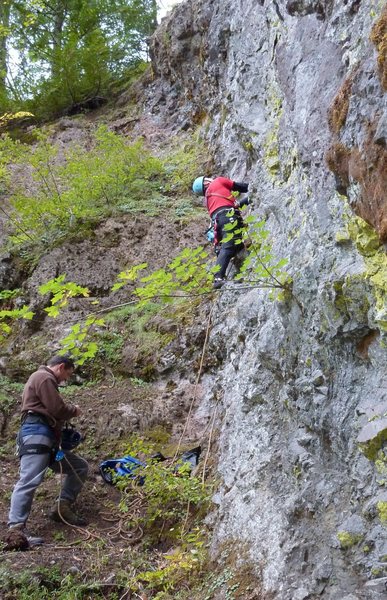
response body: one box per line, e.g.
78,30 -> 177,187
0,288 -> 21,302
0,375 -> 23,435
39,275 -> 90,317
135,534 -> 207,598
222,211 -> 291,296
0,305 -> 34,342
112,246 -> 215,308
115,435 -> 210,596
5,126 -> 164,254
59,316 -> 105,366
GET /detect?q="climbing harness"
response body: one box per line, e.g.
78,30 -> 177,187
16,413 -> 56,458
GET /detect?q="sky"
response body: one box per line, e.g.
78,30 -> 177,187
158,0 -> 184,20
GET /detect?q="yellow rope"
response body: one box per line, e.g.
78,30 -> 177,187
172,302 -> 215,463
201,402 -> 218,486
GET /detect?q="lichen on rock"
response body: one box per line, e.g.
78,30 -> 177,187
337,530 -> 364,550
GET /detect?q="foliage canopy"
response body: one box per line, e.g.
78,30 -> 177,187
0,0 -> 157,117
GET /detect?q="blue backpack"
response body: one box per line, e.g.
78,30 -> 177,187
99,446 -> 201,486
99,455 -> 145,485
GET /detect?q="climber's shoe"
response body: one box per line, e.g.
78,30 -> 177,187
213,277 -> 225,289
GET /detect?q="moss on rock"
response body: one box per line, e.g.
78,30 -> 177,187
347,216 -> 387,331
358,424 -> 387,461
263,85 -> 283,181
377,500 -> 387,524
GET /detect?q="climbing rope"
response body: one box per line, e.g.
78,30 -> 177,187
201,402 -> 218,486
172,302 -> 215,463
54,451 -> 145,548
52,291 -> 219,548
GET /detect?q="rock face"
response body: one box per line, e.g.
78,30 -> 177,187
149,1 -> 387,598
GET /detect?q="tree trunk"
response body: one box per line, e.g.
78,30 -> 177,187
0,0 -> 10,102
51,0 -> 66,78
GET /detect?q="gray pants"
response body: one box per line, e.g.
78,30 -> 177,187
8,448 -> 89,526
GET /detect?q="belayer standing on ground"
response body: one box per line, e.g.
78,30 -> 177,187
192,175 -> 250,288
7,355 -> 88,548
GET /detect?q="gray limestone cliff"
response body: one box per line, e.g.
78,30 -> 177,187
148,1 -> 387,598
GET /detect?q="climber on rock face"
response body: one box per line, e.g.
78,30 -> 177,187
192,175 -> 250,288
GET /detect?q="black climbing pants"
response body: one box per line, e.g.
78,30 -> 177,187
214,210 -> 245,279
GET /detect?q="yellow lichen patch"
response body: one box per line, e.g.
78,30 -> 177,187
347,216 -> 387,331
370,5 -> 387,90
337,531 -> 363,549
328,75 -> 354,133
377,501 -> 387,524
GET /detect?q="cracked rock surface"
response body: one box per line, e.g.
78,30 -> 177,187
150,1 -> 387,597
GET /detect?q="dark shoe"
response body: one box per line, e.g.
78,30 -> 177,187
49,500 -> 88,526
25,530 -> 45,547
213,278 -> 225,289
7,524 -> 44,549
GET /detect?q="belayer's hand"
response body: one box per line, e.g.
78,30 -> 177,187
74,405 -> 82,417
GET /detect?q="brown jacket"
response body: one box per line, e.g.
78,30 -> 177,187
21,366 -> 78,432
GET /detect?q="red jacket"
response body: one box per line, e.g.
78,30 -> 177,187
204,177 -> 236,216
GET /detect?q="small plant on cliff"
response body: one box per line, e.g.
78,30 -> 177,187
0,286 -> 33,344
59,316 -> 106,366
0,305 -> 34,338
37,275 -> 105,364
112,246 -> 216,306
222,212 -> 291,296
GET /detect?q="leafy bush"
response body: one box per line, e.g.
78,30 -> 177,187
220,210 -> 291,297
115,435 -> 210,596
112,246 -> 216,308
39,275 -> 90,318
0,375 -> 23,435
0,287 -> 33,343
1,1 -> 157,118
4,126 -> 164,254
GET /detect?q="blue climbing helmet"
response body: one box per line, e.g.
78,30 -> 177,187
192,176 -> 206,195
